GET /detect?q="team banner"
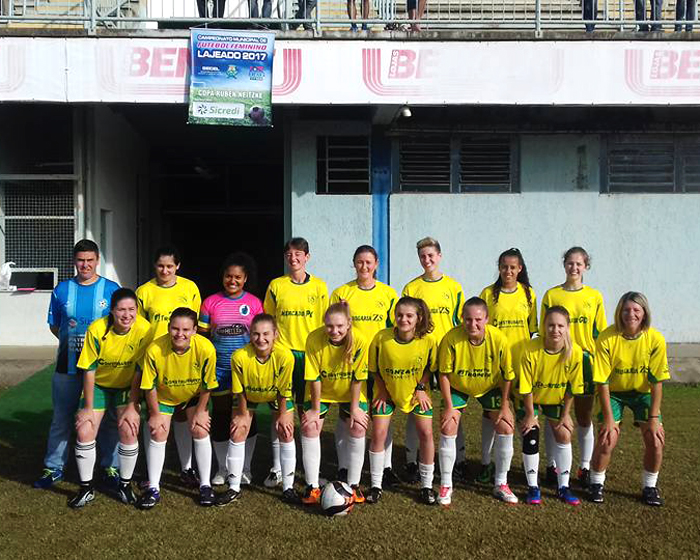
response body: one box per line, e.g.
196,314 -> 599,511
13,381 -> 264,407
188,29 -> 274,126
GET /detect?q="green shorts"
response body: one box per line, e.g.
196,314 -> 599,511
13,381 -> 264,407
579,351 -> 594,396
158,396 -> 199,416
249,399 -> 295,413
371,400 -> 433,418
291,350 -> 306,406
449,387 -> 502,412
80,384 -> 129,412
598,391 -> 658,425
303,400 -> 369,419
516,402 -> 564,422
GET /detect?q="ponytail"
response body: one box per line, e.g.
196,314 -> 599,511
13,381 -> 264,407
103,287 -> 138,340
544,305 -> 572,363
492,248 -> 533,307
325,301 -> 354,364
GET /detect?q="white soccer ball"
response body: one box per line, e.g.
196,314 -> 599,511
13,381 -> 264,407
320,480 -> 354,517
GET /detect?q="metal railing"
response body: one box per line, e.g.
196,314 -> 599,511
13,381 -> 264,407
0,0 -> 697,33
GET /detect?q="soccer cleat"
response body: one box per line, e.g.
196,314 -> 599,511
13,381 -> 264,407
136,487 -> 161,510
68,486 -> 95,509
281,488 -> 300,504
382,467 -> 401,488
588,483 -> 604,504
437,485 -> 453,506
117,482 -> 137,505
337,468 -> 348,483
179,468 -> 199,489
199,485 -> 216,507
301,485 -> 321,505
577,467 -> 590,489
420,487 -> 437,505
526,486 -> 542,505
216,488 -> 241,507
455,461 -> 470,482
493,483 -> 519,504
642,486 -> 664,507
404,462 -> 420,484
366,487 -> 383,504
545,465 -> 558,486
351,486 -> 365,504
263,470 -> 282,488
34,468 -> 63,489
558,486 -> 581,506
102,467 -> 120,490
475,463 -> 495,485
241,471 -> 252,486
211,469 -> 227,486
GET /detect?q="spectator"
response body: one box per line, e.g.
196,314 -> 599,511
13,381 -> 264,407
407,0 -> 426,31
197,0 -> 226,17
249,0 -> 272,18
635,0 -> 663,31
675,0 -> 695,31
294,0 -> 316,30
583,0 -> 597,32
347,0 -> 370,31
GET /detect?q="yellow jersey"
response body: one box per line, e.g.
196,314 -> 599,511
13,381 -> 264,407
594,326 -> 670,393
438,324 -> 514,398
141,333 -> 218,406
330,280 -> 398,343
231,344 -> 294,404
264,274 -> 328,352
540,285 -> 606,354
402,275 -> 464,341
304,327 -> 369,403
369,328 -> 439,413
135,277 -> 201,340
518,338 -> 584,405
77,315 -> 153,389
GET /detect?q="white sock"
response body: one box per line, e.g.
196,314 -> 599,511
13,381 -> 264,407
555,442 -> 573,488
226,440 -> 245,492
642,470 -> 659,489
369,450 -> 385,488
193,436 -> 212,487
301,435 -> 321,487
173,420 -> 193,471
545,421 -> 556,468
244,434 -> 257,474
270,424 -> 281,473
523,452 -> 540,487
494,434 -> 514,486
439,434 -> 456,488
118,442 -> 139,482
147,439 -> 167,491
384,425 -> 393,469
456,421 -> 466,465
347,435 -> 365,486
418,462 -> 434,489
590,469 -> 606,486
280,440 -> 296,491
335,420 -> 348,470
577,424 -> 594,470
405,414 -> 418,464
481,416 -> 495,465
213,440 -> 228,475
75,440 -> 96,483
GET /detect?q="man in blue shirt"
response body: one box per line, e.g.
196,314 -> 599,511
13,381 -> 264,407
34,239 -> 121,489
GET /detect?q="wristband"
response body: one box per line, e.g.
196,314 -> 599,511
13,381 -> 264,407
648,415 -> 660,419
415,382 -> 426,392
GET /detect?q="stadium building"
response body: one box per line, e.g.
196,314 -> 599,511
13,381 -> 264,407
0,4 -> 698,345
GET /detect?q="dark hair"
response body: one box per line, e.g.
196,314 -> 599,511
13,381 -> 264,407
169,307 -> 198,327
251,313 -> 277,332
394,296 -> 434,339
73,239 -> 99,257
563,246 -> 591,269
153,245 -> 181,266
283,237 -> 309,254
492,248 -> 533,307
463,296 -> 489,318
353,245 -> 379,279
220,252 -> 258,295
103,288 -> 138,339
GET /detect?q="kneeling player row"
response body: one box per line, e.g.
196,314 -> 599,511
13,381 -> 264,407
66,288 -> 668,509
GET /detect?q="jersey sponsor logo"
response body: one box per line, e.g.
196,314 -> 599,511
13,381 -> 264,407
239,304 -> 251,316
613,366 -> 651,376
217,324 -> 247,336
151,312 -> 172,323
319,369 -> 353,380
245,384 -> 277,394
97,358 -> 133,368
454,368 -> 492,378
532,381 -> 567,389
68,334 -> 85,353
99,299 -> 108,309
571,316 -> 589,325
353,313 -> 383,322
161,375 -> 201,388
430,306 -> 451,315
494,319 -> 525,329
383,366 -> 421,378
280,310 -> 314,318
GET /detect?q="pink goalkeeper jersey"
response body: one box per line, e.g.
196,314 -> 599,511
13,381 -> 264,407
198,291 -> 264,374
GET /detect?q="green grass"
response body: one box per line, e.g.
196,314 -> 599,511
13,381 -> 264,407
0,373 -> 699,559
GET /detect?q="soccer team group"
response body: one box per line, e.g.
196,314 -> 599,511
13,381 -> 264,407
34,236 -> 670,511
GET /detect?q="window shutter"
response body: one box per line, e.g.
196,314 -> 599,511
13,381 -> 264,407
459,136 -> 513,192
398,137 -> 451,193
316,136 -> 370,194
606,137 -> 675,193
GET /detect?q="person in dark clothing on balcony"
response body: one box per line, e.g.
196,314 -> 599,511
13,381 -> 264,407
635,0 -> 664,31
674,0 -> 695,31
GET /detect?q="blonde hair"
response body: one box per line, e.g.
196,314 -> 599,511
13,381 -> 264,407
416,237 -> 441,254
325,301 -> 354,364
614,292 -> 651,333
543,306 -> 572,363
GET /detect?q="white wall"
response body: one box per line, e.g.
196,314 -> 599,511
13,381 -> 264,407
0,291 -> 56,345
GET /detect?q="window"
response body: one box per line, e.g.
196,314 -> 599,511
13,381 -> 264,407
603,135 -> 700,193
316,136 -> 370,194
0,180 -> 76,284
396,134 -> 518,193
